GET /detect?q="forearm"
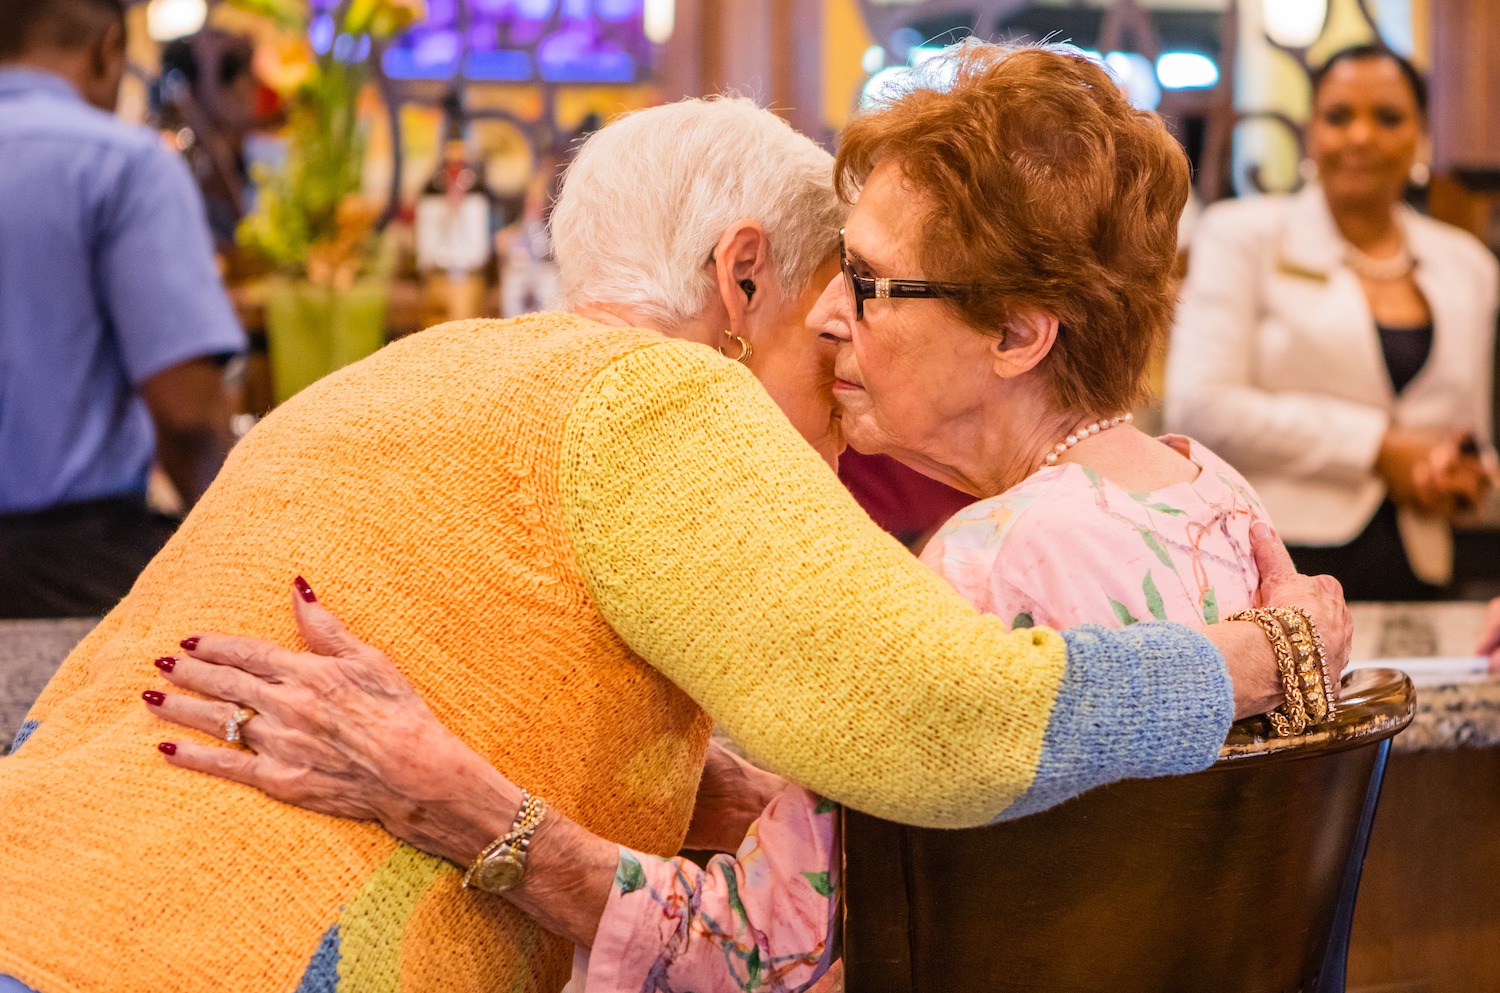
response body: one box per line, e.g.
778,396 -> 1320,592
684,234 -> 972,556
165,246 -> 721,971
687,742 -> 791,851
586,787 -> 838,993
564,342 -> 1236,828
156,421 -> 233,507
508,812 -> 618,949
1204,620 -> 1282,719
999,623 -> 1234,821
378,743 -> 617,949
142,356 -> 236,507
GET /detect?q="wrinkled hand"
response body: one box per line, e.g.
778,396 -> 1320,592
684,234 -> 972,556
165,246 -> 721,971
1476,597 -> 1500,678
1251,521 -> 1352,691
146,579 -> 517,865
684,740 -> 790,853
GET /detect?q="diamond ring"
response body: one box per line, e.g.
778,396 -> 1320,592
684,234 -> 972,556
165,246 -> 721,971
224,707 -> 258,745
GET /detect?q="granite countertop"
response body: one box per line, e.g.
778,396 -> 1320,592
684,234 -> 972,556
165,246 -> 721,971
0,618 -> 95,753
4,605 -> 1500,756
1396,679 -> 1500,751
1347,602 -> 1499,753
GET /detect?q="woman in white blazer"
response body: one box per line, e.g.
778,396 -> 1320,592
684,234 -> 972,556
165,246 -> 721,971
1167,45 -> 1498,600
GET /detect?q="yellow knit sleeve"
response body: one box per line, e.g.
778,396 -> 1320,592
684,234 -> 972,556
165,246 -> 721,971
558,341 -> 1069,828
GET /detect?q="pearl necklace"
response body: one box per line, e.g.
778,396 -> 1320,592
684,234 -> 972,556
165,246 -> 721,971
1344,240 -> 1415,283
1040,412 -> 1133,470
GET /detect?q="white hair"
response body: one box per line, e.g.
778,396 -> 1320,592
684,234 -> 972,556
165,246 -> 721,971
549,96 -> 846,329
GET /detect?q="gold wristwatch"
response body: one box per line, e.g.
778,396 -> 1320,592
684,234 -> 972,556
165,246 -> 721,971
462,791 -> 548,894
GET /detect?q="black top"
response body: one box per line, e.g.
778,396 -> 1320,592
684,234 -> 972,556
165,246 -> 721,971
1376,321 -> 1434,395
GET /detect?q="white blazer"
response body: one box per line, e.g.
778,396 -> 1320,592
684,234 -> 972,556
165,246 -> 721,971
1164,184 -> 1498,584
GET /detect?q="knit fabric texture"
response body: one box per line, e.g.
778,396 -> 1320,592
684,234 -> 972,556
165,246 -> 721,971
558,343 -> 1227,829
0,313 -> 1235,992
0,315 -> 713,993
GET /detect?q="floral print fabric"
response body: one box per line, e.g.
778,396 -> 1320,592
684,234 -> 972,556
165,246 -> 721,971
584,785 -> 840,993
921,436 -> 1267,633
585,435 -> 1266,993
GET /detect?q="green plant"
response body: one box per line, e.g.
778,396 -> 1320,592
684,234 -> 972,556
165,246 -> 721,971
235,0 -> 419,285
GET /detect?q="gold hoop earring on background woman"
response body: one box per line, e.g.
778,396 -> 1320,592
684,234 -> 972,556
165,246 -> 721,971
719,329 -> 752,363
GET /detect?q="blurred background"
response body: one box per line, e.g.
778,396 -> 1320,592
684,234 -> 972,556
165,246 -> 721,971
89,0 -> 1500,594
103,0 -> 1499,403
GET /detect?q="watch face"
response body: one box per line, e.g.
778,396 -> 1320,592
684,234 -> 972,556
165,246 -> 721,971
476,853 -> 525,893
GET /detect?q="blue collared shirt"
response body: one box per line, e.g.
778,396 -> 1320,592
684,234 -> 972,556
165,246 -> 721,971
0,67 -> 245,513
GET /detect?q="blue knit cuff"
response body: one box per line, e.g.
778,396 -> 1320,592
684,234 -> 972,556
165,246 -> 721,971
1000,622 -> 1233,821
5,720 -> 39,756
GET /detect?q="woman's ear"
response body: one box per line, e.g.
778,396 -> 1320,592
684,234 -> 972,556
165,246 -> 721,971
711,219 -> 770,332
989,310 -> 1060,380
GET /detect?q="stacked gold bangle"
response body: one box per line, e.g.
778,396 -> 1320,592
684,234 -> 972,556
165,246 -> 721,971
1227,606 -> 1338,736
461,790 -> 549,892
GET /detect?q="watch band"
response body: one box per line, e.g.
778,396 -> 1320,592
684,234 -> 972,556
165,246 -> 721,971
462,791 -> 549,893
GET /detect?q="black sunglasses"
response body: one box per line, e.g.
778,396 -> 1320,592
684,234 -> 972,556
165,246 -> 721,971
839,228 -> 969,321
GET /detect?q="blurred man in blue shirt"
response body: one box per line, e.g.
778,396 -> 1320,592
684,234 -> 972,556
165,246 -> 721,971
0,0 -> 246,618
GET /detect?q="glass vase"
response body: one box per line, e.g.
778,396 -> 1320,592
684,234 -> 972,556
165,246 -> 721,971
264,279 -> 388,404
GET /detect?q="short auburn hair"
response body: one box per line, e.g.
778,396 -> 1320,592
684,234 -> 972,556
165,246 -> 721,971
836,41 -> 1191,415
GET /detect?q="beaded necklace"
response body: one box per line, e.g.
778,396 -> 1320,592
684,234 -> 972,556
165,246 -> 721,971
1040,412 -> 1133,470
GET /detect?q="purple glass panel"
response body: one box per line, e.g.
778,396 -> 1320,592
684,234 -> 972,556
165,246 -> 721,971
304,0 -> 653,82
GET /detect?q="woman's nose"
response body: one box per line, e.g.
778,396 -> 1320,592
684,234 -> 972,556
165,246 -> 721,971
1346,117 -> 1374,145
807,273 -> 854,343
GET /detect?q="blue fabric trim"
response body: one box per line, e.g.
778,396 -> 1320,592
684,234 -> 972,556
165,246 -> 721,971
7,720 -> 39,755
0,976 -> 41,993
1001,622 -> 1233,821
293,923 -> 341,993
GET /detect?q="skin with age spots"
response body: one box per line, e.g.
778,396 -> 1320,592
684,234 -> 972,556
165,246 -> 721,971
809,159 -> 1198,501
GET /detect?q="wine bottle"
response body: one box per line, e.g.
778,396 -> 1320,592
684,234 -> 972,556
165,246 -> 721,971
415,91 -> 491,321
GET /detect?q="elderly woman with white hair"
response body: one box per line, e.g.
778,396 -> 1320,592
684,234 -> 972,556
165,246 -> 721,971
1,97 -> 1340,993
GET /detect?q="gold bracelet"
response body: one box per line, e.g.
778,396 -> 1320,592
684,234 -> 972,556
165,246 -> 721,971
1304,607 -> 1337,722
1228,608 -> 1309,736
1269,606 -> 1337,724
1269,606 -> 1324,721
462,791 -> 549,891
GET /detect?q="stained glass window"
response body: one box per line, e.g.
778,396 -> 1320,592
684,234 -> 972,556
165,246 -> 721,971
311,0 -> 654,83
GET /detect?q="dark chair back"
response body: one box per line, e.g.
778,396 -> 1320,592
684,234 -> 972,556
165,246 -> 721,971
841,668 -> 1414,993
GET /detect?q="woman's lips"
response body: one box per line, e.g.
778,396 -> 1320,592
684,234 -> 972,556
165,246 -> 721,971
833,378 -> 863,392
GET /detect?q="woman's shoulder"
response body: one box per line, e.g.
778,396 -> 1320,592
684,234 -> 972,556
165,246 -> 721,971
921,447 -> 1263,629
919,465 -> 1152,623
918,479 -> 1059,627
1171,435 -> 1268,511
1196,192 -> 1300,238
1408,211 -> 1500,284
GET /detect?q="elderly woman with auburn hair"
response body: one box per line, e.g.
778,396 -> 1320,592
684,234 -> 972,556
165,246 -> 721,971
10,48 -> 1345,993
621,39 -> 1312,986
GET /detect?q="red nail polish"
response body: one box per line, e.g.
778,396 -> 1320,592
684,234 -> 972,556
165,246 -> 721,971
157,742 -> 177,756
142,690 -> 165,706
294,575 -> 317,603
180,637 -> 199,651
154,656 -> 176,672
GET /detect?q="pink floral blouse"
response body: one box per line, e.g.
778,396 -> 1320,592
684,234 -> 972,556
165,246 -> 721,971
583,436 -> 1267,993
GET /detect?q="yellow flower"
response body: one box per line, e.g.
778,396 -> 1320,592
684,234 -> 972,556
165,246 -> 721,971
254,35 -> 316,96
343,0 -> 423,39
225,0 -> 305,33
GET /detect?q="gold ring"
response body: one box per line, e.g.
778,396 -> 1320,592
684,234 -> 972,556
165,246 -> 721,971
224,707 -> 257,744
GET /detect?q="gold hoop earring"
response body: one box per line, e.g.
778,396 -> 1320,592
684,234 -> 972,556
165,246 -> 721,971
719,329 -> 752,364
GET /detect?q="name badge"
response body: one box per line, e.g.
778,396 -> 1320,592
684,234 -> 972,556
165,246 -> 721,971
1275,258 -> 1330,283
